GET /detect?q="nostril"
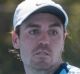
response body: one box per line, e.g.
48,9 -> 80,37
38,43 -> 49,50
39,40 -> 50,45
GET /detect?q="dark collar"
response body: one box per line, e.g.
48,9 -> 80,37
54,63 -> 69,74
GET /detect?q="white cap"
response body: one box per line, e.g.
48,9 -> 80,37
13,0 -> 68,30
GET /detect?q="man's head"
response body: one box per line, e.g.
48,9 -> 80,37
12,0 -> 68,71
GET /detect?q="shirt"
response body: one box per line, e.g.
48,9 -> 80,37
54,63 -> 80,74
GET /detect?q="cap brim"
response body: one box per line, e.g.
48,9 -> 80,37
26,6 -> 66,25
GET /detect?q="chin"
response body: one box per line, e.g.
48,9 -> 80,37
31,61 -> 52,70
30,55 -> 53,70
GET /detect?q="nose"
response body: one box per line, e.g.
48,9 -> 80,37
39,32 -> 50,45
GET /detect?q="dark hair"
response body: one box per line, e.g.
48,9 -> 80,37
15,25 -> 20,36
9,25 -> 21,60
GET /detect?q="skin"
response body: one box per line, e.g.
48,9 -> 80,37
12,13 -> 66,74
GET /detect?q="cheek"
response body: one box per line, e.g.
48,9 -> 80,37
50,35 -> 64,54
51,35 -> 64,45
19,33 -> 38,56
20,32 -> 37,46
19,34 -> 38,65
50,37 -> 64,63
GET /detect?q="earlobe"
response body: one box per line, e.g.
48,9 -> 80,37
65,32 -> 68,38
64,30 -> 68,39
12,31 -> 20,49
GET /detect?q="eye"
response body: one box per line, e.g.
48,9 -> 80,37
28,29 -> 40,35
48,29 -> 58,36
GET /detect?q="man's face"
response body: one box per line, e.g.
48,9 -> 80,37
13,13 -> 66,70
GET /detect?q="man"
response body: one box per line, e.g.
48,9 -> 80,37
12,0 -> 80,74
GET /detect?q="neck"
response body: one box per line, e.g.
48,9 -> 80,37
23,60 -> 63,74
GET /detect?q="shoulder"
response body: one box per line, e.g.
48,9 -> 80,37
67,64 -> 80,74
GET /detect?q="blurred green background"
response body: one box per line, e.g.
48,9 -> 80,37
0,0 -> 80,74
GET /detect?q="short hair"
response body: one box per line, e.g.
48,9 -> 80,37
15,25 -> 20,36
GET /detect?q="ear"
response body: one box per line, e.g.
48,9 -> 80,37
65,31 -> 68,38
12,31 -> 20,49
64,30 -> 68,40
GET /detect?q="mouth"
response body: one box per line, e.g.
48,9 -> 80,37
32,45 -> 52,57
35,51 -> 49,56
33,50 -> 50,57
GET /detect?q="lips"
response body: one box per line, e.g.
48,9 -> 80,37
33,49 -> 50,57
35,51 -> 49,55
32,44 -> 52,57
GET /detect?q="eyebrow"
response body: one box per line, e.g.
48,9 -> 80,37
49,22 -> 62,28
25,23 -> 40,28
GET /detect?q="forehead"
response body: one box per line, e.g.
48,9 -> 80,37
22,13 -> 63,28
